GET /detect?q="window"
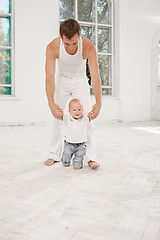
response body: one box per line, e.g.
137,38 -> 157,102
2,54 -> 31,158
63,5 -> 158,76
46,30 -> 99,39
0,0 -> 14,96
59,0 -> 114,95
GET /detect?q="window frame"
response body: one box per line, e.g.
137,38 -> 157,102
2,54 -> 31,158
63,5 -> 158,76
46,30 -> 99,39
59,0 -> 114,96
0,0 -> 15,97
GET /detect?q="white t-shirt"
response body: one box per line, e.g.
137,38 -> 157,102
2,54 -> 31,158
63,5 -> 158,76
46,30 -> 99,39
63,114 -> 90,143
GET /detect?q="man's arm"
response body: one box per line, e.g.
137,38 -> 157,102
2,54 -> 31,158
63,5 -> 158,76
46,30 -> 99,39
45,41 -> 63,119
83,38 -> 102,119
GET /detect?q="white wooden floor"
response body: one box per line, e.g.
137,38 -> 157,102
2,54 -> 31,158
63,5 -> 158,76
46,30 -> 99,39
1,121 -> 160,240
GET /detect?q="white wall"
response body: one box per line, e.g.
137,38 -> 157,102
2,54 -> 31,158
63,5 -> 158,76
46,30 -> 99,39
0,0 -> 59,124
0,0 -> 160,124
119,0 -> 160,121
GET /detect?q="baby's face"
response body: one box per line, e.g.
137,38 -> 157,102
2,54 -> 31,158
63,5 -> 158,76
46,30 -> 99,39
69,101 -> 83,119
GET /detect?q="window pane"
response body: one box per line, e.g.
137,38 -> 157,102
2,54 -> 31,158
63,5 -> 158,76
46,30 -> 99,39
102,88 -> 112,95
98,27 -> 111,53
0,0 -> 11,13
81,25 -> 95,44
97,0 -> 109,24
0,49 -> 11,84
90,88 -> 111,95
98,55 -> 111,86
59,0 -> 75,19
0,86 -> 11,95
0,17 -> 11,46
90,88 -> 93,95
78,0 -> 95,23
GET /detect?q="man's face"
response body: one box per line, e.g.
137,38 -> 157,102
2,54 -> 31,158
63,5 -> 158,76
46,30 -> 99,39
62,34 -> 80,55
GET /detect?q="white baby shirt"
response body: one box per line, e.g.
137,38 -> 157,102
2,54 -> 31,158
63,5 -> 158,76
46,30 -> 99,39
63,114 -> 90,143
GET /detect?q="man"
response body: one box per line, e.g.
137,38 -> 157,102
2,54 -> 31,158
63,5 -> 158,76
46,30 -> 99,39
44,18 -> 101,169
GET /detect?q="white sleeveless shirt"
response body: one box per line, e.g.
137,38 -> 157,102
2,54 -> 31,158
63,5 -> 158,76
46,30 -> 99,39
56,37 -> 86,78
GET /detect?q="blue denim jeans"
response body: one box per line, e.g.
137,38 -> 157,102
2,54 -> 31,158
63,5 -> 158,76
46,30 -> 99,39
61,140 -> 87,168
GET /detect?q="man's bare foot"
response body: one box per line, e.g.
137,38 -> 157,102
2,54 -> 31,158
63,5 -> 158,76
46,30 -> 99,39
88,160 -> 100,169
44,158 -> 55,166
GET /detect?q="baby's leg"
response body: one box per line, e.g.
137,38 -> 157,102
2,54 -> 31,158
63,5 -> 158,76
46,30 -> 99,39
61,142 -> 73,167
73,143 -> 87,169
72,83 -> 97,163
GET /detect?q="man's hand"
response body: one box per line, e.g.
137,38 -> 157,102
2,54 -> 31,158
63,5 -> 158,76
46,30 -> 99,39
88,103 -> 101,120
51,103 -> 64,120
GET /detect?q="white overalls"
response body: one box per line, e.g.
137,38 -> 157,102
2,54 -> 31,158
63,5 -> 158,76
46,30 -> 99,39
48,37 -> 96,162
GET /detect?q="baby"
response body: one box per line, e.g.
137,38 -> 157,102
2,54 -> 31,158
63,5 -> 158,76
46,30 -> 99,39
60,98 -> 90,170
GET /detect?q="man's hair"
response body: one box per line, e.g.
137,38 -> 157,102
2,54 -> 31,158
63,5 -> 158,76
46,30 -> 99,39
60,18 -> 81,39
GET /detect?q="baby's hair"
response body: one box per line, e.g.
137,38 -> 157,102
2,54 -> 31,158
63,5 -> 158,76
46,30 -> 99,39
69,98 -> 82,109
